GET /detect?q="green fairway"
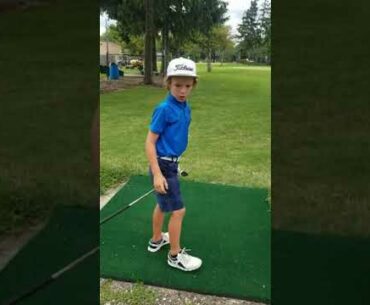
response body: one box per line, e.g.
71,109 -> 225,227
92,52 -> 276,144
100,176 -> 271,302
100,63 -> 271,193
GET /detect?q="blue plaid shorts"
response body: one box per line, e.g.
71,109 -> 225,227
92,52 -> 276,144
149,158 -> 184,212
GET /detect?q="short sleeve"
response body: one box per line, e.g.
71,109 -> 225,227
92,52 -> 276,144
149,105 -> 166,134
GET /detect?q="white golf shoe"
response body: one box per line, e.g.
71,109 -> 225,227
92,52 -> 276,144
167,248 -> 202,271
147,232 -> 170,252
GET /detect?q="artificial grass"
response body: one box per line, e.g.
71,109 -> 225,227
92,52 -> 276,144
0,207 -> 99,305
100,175 -> 271,302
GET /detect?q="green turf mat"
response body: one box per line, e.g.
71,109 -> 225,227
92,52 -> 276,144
272,230 -> 370,305
0,207 -> 99,305
100,175 -> 271,302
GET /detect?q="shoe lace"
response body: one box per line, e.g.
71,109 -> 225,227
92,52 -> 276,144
179,248 -> 192,264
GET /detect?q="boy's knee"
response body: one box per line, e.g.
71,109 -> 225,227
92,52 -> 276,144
172,207 -> 186,218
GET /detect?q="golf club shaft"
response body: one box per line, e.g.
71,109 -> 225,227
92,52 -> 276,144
100,188 -> 154,225
3,188 -> 155,304
2,247 -> 99,305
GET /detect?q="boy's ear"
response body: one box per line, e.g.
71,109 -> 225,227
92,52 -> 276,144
193,78 -> 198,87
163,76 -> 171,90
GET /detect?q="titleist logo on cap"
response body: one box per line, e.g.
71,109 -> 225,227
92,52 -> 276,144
174,64 -> 194,72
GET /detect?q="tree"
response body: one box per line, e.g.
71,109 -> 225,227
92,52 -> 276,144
156,0 -> 226,73
211,25 -> 235,65
187,25 -> 234,66
101,0 -> 146,49
236,0 -> 271,64
237,0 -> 260,60
125,35 -> 145,55
101,0 -> 229,77
101,0 -> 178,75
191,0 -> 228,72
100,24 -> 122,44
100,24 -> 145,56
181,40 -> 203,62
144,0 -> 154,84
259,0 -> 271,63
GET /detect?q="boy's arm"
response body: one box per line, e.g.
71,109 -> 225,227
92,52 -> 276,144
145,130 -> 168,194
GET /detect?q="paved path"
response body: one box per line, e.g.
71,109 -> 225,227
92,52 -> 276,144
100,181 -> 127,210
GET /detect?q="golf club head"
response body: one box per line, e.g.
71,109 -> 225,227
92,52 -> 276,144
178,165 -> 188,177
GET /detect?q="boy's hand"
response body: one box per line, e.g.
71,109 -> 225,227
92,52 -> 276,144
154,174 -> 168,194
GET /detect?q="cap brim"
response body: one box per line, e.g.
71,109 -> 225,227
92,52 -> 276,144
166,73 -> 197,78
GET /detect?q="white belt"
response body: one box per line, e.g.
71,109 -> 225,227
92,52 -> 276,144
158,156 -> 181,162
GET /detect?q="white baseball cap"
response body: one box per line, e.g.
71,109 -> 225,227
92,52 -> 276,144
167,57 -> 197,78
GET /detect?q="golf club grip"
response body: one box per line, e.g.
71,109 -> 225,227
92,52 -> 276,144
100,188 -> 154,225
3,188 -> 153,304
2,278 -> 53,305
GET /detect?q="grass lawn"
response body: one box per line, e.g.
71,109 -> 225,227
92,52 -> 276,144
100,281 -> 157,305
100,63 -> 271,193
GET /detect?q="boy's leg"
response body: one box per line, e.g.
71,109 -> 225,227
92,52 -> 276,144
152,204 -> 165,242
168,207 -> 186,255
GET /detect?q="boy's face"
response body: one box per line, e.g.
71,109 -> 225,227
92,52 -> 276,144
169,76 -> 195,102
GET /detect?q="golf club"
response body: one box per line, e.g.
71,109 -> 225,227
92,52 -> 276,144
101,166 -> 189,225
1,247 -> 99,305
178,165 -> 188,177
2,187 -> 155,305
2,170 -> 190,304
100,188 -> 154,225
101,168 -> 189,225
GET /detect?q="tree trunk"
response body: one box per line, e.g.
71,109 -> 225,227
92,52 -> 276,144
207,47 -> 212,72
152,35 -> 157,72
144,0 -> 153,84
105,38 -> 109,79
161,21 -> 169,76
160,30 -> 165,75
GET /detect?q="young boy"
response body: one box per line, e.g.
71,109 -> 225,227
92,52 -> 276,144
145,57 -> 202,272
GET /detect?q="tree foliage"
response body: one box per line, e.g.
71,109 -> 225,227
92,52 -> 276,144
101,0 -> 230,74
260,0 -> 271,54
237,0 -> 260,52
186,25 -> 234,64
212,26 -> 234,53
125,35 -> 145,55
100,24 -> 122,44
144,0 -> 154,84
237,0 -> 271,64
185,0 -> 228,71
100,24 -> 144,55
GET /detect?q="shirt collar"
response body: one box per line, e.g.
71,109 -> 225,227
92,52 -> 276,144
167,93 -> 187,108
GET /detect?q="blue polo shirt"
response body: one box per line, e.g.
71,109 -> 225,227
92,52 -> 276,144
149,93 -> 191,157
